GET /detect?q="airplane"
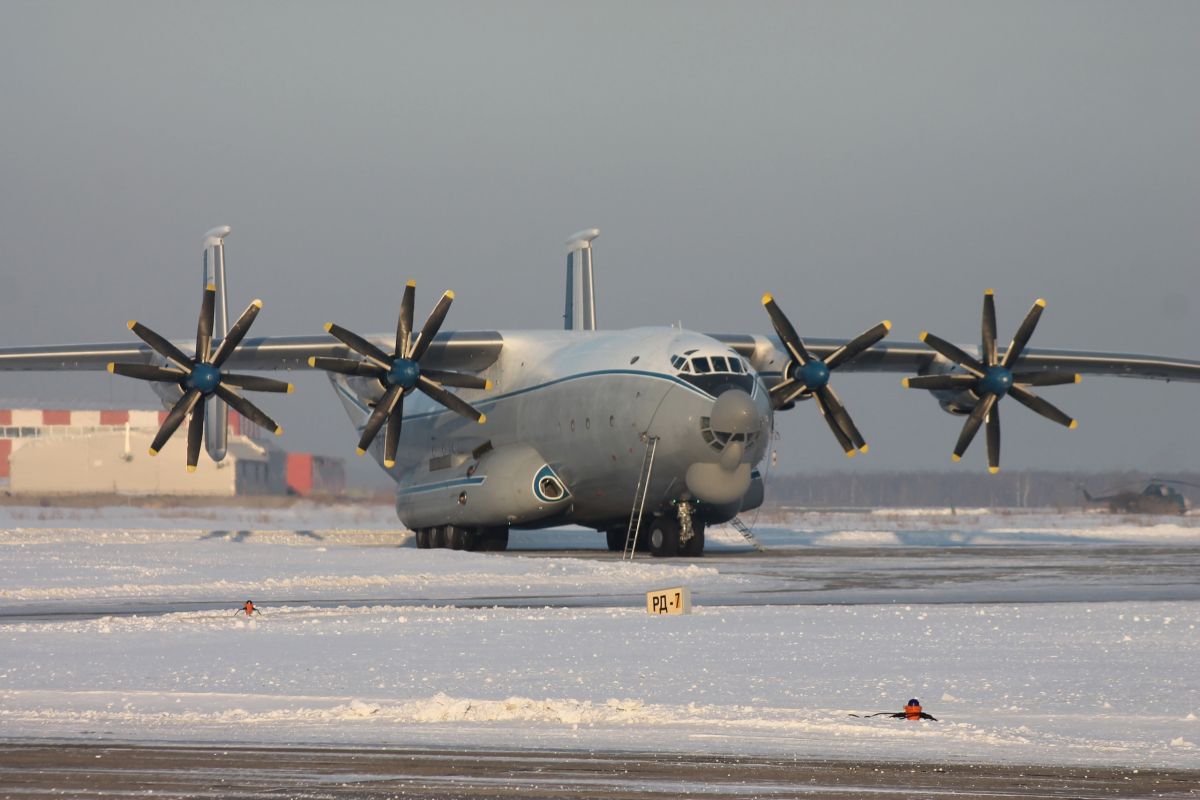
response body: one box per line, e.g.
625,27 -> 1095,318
1079,478 -> 1199,515
2,225 -> 1200,556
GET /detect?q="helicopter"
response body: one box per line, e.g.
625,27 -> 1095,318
1079,478 -> 1200,515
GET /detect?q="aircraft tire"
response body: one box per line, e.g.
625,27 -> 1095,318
647,517 -> 680,558
680,523 -> 705,557
446,526 -> 469,550
430,526 -> 447,549
414,529 -> 432,549
478,526 -> 509,551
606,529 -> 625,551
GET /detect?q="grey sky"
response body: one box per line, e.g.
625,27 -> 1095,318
2,2 -> 1198,484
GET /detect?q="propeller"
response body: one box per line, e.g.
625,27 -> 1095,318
309,281 -> 490,468
107,284 -> 291,471
762,293 -> 892,457
904,290 -> 1079,473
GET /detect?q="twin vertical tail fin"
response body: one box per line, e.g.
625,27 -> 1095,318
564,229 -> 599,331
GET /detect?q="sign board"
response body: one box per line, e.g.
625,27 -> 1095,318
646,585 -> 691,615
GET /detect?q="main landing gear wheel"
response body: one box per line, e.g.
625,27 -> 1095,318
680,522 -> 706,557
446,526 -> 474,550
476,526 -> 509,552
648,517 -> 681,558
414,528 -> 432,549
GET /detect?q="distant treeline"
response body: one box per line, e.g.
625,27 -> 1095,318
762,470 -> 1200,509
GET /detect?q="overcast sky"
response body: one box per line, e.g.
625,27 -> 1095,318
1,2 -> 1198,485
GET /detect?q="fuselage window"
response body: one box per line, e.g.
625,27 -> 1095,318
692,357 -> 712,374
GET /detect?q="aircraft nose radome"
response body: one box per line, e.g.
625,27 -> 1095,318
710,389 -> 760,435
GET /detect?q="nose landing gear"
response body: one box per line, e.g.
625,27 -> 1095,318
645,501 -> 705,558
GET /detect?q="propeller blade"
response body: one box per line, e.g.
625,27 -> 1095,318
196,283 -> 216,363
761,294 -> 812,365
902,374 -> 977,391
324,323 -> 392,369
383,394 -> 405,468
128,321 -> 193,371
1011,371 -> 1080,387
149,389 -> 202,455
210,299 -> 263,368
985,401 -> 1000,473
769,377 -> 803,409
952,393 -> 997,461
397,280 -> 415,359
1008,384 -> 1077,429
417,375 -> 487,424
1002,299 -> 1046,369
107,363 -> 186,383
816,385 -> 867,452
356,385 -> 402,453
307,356 -> 386,378
221,373 -> 294,393
214,385 -> 283,435
824,321 -> 892,371
186,397 -> 206,472
812,390 -> 856,456
982,290 -> 998,367
919,332 -> 986,377
419,368 -> 491,391
408,290 -> 455,362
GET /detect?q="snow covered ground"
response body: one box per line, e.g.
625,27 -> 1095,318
1,503 -> 1198,769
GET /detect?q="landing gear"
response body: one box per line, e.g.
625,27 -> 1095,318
647,517 -> 680,558
680,522 -> 705,557
606,529 -> 625,551
413,525 -> 509,552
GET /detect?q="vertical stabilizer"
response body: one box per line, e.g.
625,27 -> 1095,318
564,229 -> 600,330
202,226 -> 231,461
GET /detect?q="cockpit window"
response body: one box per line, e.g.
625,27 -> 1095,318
670,355 -> 686,370
711,356 -> 729,373
692,357 -> 712,374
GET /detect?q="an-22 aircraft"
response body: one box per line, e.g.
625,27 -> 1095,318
2,226 -> 1199,556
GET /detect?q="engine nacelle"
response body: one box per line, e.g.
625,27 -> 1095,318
395,443 -> 571,530
937,391 -> 979,416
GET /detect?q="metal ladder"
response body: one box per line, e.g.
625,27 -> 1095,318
622,435 -> 659,560
727,515 -> 767,551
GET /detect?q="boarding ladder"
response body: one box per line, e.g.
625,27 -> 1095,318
727,515 -> 766,551
622,435 -> 659,560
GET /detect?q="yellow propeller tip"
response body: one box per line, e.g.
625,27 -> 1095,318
1069,419 -> 1078,430
148,448 -> 158,457
406,280 -> 416,288
901,377 -> 910,388
1074,374 -> 1082,383
286,384 -> 295,393
845,449 -> 856,458
445,290 -> 456,300
918,331 -> 929,342
1035,298 -> 1047,308
355,448 -> 366,456
187,465 -> 197,473
206,283 -> 216,292
882,320 -> 892,331
307,357 -> 317,368
383,460 -> 395,469
951,454 -> 961,462
484,379 -> 493,390
323,322 -> 334,332
761,292 -> 774,305
859,444 -> 869,454
478,414 -> 487,424
988,466 -> 1000,474
251,298 -> 263,309
106,363 -> 116,373
127,320 -> 137,330
984,288 -> 994,296
274,426 -> 283,436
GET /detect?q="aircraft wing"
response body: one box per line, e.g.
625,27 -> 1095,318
0,332 -> 504,373
712,334 -> 1200,383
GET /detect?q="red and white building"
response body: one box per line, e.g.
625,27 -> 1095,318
0,408 -> 343,496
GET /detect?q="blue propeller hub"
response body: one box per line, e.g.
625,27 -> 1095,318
386,358 -> 420,389
978,365 -> 1013,397
186,363 -> 221,394
797,360 -> 831,390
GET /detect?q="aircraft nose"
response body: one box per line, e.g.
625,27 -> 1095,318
686,389 -> 762,505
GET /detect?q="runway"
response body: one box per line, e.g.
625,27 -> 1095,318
3,743 -> 1198,799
